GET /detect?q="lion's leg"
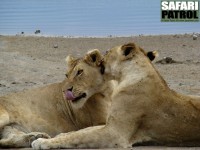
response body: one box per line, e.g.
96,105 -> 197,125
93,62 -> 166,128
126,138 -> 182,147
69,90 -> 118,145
32,125 -> 128,149
0,105 -> 9,129
0,124 -> 50,148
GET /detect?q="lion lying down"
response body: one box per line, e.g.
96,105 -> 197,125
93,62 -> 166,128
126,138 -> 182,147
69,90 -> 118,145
32,42 -> 200,149
0,55 -> 113,148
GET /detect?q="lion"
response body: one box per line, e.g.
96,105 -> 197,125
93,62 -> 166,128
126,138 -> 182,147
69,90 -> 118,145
0,50 -> 112,148
32,42 -> 200,149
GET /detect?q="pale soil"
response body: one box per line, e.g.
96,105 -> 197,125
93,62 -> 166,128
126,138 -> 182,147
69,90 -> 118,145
0,34 -> 199,96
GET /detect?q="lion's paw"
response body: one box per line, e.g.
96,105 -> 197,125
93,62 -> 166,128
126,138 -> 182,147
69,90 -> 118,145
31,138 -> 51,150
26,132 -> 50,145
28,132 -> 50,139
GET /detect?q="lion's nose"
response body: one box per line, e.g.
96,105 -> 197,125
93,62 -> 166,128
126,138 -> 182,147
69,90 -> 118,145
68,86 -> 73,91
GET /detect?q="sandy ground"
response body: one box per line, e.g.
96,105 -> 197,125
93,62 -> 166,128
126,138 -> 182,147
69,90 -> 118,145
0,34 -> 199,96
0,34 -> 200,149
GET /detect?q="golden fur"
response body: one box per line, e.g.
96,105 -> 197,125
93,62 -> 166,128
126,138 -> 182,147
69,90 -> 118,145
0,53 -> 112,148
32,43 -> 200,149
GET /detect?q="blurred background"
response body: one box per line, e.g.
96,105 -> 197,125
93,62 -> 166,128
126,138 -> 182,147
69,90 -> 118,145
0,0 -> 199,36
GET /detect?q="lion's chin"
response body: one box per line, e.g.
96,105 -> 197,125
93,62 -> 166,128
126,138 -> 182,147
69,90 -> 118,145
72,93 -> 87,102
71,97 -> 88,109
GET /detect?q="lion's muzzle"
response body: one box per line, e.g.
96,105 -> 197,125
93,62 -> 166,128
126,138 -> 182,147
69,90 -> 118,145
64,90 -> 86,102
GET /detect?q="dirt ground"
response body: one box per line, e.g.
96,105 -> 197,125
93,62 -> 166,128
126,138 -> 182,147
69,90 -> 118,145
0,34 -> 199,96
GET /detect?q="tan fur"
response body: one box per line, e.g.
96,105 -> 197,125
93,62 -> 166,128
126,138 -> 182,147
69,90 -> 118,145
0,52 -> 112,148
32,43 -> 200,149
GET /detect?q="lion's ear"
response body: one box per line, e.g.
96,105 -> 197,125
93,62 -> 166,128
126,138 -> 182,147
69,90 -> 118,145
121,43 -> 136,60
146,51 -> 158,61
84,49 -> 102,66
65,55 -> 77,67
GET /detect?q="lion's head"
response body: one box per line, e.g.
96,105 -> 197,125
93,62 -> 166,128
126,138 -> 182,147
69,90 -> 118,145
62,49 -> 104,108
102,43 -> 158,80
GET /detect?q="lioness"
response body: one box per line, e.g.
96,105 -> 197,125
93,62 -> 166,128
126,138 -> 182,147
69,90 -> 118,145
0,51 -> 112,148
32,43 -> 200,149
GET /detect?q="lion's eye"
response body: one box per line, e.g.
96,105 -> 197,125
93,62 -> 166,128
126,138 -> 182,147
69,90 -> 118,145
65,74 -> 68,78
76,69 -> 83,76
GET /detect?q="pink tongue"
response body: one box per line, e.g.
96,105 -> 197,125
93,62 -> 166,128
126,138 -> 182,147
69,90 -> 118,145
65,91 -> 75,100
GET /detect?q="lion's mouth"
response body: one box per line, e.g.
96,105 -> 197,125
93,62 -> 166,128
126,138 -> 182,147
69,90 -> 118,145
65,90 -> 86,102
